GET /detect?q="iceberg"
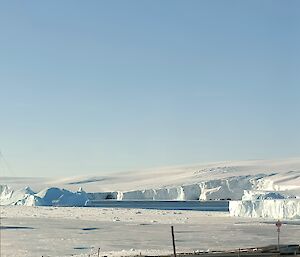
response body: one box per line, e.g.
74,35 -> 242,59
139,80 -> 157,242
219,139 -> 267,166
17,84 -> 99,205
229,199 -> 300,219
0,185 -> 88,207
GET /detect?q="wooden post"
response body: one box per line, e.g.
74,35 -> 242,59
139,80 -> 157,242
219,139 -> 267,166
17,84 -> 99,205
98,247 -> 100,257
277,228 -> 280,251
171,226 -> 177,257
276,220 -> 282,252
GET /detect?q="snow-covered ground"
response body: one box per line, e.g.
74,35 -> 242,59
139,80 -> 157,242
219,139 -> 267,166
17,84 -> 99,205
1,206 -> 300,257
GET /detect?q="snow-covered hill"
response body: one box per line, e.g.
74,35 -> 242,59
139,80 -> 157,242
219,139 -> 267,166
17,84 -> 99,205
1,157 -> 300,219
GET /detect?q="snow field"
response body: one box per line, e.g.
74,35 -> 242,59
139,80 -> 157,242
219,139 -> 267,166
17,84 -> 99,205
1,206 -> 300,257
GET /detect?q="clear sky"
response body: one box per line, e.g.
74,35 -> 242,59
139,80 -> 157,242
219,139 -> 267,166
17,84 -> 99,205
0,1 -> 299,177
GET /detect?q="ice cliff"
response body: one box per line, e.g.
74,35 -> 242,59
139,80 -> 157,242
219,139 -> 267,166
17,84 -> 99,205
1,173 -> 296,205
115,175 -> 260,201
229,199 -> 300,219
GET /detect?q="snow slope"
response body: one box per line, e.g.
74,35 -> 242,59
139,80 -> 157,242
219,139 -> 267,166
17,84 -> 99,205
2,158 -> 300,193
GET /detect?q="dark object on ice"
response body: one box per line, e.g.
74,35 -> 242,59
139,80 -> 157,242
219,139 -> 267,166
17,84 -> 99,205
81,227 -> 99,231
0,225 -> 34,230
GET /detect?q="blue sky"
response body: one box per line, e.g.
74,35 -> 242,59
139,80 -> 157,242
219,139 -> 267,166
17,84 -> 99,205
0,1 -> 299,177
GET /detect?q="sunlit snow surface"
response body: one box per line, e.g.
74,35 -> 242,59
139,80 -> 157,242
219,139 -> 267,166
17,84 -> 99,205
1,206 -> 300,257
